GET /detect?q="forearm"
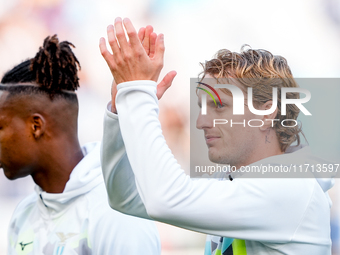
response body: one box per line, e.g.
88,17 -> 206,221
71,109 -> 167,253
115,81 -> 240,235
101,104 -> 151,219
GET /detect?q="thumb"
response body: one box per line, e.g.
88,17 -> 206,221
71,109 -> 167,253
156,71 -> 177,100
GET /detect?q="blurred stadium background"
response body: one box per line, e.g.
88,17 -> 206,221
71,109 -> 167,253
0,0 -> 339,254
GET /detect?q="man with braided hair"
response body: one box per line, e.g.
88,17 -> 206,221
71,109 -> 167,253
1,34 -> 168,254
99,18 -> 334,254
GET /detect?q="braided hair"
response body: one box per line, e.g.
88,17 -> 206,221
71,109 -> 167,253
1,35 -> 80,100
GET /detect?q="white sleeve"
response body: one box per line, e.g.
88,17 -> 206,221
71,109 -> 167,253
101,104 -> 151,220
90,203 -> 161,255
7,214 -> 16,255
114,80 -> 313,241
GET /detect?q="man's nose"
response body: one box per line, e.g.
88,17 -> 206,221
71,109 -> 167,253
196,111 -> 213,130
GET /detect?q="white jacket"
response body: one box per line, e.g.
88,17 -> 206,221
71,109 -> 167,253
101,80 -> 334,255
8,142 -> 160,255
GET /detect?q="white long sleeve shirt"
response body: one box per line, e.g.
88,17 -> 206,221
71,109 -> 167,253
101,80 -> 334,255
8,142 -> 160,255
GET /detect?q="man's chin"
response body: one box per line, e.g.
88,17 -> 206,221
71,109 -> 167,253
208,151 -> 226,164
3,169 -> 21,180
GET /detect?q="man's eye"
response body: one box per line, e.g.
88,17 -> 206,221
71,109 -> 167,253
217,103 -> 224,109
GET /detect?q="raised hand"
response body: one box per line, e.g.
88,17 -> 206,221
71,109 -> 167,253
100,17 -> 164,85
100,18 -> 176,113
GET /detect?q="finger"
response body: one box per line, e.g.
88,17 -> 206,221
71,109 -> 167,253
138,27 -> 146,43
114,17 -> 129,52
107,25 -> 121,57
154,33 -> 165,65
123,18 -> 143,49
99,37 -> 114,67
156,71 -> 177,100
143,25 -> 153,55
149,32 -> 157,58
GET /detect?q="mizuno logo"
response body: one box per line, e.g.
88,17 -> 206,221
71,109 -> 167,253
19,241 -> 33,251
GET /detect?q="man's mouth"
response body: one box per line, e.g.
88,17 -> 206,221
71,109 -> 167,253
205,135 -> 220,144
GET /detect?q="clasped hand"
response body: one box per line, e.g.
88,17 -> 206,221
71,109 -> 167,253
100,17 -> 177,113
100,17 -> 165,84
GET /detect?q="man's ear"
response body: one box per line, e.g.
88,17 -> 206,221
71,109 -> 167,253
30,114 -> 46,139
259,101 -> 278,131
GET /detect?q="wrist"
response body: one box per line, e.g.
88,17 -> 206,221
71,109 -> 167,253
111,98 -> 117,114
111,105 -> 117,114
116,80 -> 157,90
